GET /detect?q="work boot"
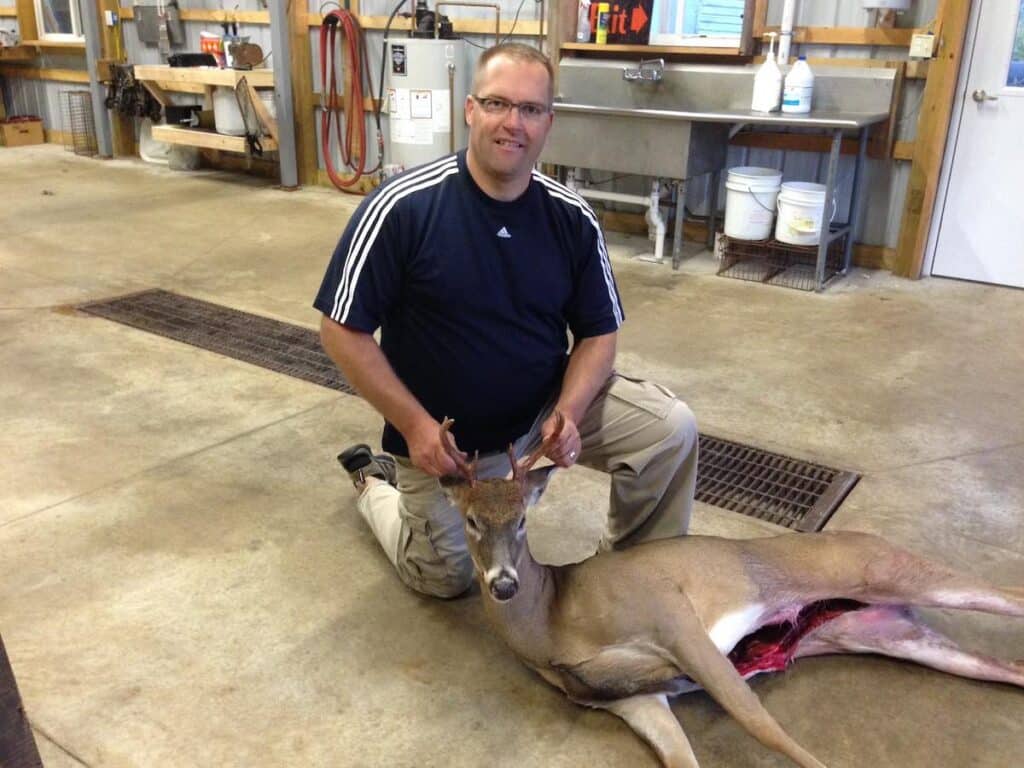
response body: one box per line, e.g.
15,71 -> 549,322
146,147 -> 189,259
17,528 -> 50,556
337,443 -> 397,490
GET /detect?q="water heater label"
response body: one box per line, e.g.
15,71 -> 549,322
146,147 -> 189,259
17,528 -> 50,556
391,44 -> 407,76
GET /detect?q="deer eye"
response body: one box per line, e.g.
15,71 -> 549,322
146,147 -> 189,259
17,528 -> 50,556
466,516 -> 480,533
516,517 -> 527,534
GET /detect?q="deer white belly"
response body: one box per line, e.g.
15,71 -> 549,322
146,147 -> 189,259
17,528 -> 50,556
707,604 -> 765,654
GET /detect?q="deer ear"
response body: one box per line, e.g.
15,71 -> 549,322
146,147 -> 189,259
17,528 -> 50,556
439,475 -> 471,506
523,465 -> 557,507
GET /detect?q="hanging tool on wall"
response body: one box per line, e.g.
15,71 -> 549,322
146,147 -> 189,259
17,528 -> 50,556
319,8 -> 383,191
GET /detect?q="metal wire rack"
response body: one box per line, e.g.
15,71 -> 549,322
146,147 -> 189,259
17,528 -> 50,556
717,231 -> 848,292
60,90 -> 98,157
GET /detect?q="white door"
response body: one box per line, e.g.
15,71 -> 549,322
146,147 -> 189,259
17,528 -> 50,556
931,0 -> 1024,288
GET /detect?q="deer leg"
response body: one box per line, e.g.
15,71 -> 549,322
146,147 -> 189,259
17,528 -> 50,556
840,534 -> 1024,616
794,604 -> 1024,688
669,629 -> 828,768
597,693 -> 701,768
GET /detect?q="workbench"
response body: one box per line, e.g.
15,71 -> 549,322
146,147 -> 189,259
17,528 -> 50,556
132,65 -> 278,154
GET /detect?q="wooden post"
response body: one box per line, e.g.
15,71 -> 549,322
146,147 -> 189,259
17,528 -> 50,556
289,0 -> 318,186
14,0 -> 38,41
893,0 -> 972,277
0,634 -> 43,768
97,0 -> 135,156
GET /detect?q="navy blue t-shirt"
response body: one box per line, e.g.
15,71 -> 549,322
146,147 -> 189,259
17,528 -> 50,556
314,151 -> 624,456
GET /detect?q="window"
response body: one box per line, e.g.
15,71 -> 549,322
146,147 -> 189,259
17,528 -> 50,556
1009,0 -> 1024,87
34,0 -> 84,42
649,0 -> 746,48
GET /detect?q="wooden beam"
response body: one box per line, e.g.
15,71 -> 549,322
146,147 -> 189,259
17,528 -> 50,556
729,129 -> 889,158
242,77 -> 279,144
306,12 -> 541,38
117,7 -> 270,24
904,59 -> 930,79
894,0 -> 972,278
289,0 -> 318,187
892,140 -> 915,161
141,80 -> 172,107
763,25 -> 919,47
0,66 -> 89,83
0,6 -> 18,16
561,42 -> 746,56
752,0 -> 768,39
15,0 -> 38,42
151,124 -> 278,152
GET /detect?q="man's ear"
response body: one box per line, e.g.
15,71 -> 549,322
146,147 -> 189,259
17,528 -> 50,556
523,465 -> 557,508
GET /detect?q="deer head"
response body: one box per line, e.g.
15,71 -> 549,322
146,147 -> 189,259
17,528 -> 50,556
438,414 -> 562,602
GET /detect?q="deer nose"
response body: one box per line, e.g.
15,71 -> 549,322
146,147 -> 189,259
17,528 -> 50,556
489,570 -> 519,602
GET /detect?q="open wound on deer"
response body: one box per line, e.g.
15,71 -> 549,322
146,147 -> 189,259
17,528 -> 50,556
437,414 -> 1024,768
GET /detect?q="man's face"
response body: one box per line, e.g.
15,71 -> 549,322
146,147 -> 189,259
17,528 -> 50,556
465,56 -> 554,190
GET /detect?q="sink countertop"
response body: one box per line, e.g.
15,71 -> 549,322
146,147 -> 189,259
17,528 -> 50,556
552,102 -> 890,130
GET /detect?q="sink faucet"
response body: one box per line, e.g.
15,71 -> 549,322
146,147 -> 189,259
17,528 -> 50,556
623,58 -> 664,83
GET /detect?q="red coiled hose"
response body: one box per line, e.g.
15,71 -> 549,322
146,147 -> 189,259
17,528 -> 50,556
319,10 -> 381,190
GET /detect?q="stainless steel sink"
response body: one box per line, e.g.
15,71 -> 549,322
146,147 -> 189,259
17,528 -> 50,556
540,58 -> 897,179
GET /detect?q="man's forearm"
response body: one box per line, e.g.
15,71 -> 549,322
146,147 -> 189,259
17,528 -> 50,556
319,315 -> 431,439
556,332 -> 617,424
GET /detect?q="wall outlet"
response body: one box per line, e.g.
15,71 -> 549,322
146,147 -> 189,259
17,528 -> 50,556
103,9 -> 119,26
909,33 -> 935,59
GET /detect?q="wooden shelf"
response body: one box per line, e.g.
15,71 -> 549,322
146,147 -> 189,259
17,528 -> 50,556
20,39 -> 87,52
560,42 -> 746,56
133,65 -> 274,88
0,46 -> 35,62
151,124 -> 277,153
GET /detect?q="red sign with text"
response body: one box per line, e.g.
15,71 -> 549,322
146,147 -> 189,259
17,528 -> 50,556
587,0 -> 653,45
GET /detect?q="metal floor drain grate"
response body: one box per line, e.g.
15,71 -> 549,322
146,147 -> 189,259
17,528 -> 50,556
81,290 -> 859,530
79,289 -> 357,395
696,435 -> 859,531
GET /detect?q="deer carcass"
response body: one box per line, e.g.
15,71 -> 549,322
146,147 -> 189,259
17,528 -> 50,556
437,415 -> 1024,768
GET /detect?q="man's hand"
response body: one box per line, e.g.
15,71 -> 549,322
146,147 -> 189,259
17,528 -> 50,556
405,416 -> 467,478
542,410 -> 581,468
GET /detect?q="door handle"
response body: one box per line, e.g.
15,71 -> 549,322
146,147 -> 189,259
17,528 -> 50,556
972,89 -> 999,103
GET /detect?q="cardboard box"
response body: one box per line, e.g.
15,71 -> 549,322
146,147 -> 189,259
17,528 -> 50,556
1,118 -> 45,147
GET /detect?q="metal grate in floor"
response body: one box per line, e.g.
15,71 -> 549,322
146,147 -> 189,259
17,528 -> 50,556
79,289 -> 357,395
81,290 -> 859,530
696,435 -> 859,531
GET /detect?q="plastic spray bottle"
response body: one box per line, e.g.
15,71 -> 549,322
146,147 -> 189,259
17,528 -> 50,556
576,0 -> 591,43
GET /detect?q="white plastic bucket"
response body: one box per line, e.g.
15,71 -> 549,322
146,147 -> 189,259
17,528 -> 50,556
213,87 -> 276,136
724,167 -> 783,241
774,182 -> 836,246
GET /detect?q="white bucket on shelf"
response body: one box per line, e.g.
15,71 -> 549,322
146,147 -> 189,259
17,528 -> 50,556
212,87 -> 276,136
723,167 -> 783,241
775,181 -> 836,246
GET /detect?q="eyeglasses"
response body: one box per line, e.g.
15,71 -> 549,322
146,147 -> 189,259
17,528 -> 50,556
471,95 -> 552,122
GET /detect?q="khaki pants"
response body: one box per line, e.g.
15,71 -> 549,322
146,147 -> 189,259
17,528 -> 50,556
357,372 -> 699,598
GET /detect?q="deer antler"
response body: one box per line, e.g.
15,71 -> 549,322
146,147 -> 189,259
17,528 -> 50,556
510,410 -> 565,484
440,417 -> 477,486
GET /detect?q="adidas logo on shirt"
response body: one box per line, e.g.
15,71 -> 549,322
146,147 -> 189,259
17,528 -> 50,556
496,226 -> 512,239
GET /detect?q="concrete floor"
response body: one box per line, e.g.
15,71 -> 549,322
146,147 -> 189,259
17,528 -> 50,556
1,144 -> 1022,768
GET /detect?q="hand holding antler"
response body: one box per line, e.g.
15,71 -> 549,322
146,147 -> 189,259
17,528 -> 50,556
405,416 -> 470,478
541,409 -> 581,468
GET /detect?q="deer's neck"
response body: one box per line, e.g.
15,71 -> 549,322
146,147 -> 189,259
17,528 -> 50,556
480,545 -> 558,663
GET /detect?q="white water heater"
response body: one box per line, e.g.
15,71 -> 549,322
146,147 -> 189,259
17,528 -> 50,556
384,37 -> 469,172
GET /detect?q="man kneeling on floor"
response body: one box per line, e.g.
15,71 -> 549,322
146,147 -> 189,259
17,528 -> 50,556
313,42 -> 699,598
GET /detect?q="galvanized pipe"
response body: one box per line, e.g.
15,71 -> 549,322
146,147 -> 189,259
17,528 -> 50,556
79,0 -> 112,157
269,0 -> 299,188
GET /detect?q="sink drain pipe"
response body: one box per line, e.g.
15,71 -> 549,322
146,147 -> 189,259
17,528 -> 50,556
568,171 -> 667,263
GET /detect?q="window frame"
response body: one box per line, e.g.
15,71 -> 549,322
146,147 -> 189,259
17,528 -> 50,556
33,0 -> 85,42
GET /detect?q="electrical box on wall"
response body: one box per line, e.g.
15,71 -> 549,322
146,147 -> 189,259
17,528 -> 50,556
909,33 -> 936,59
